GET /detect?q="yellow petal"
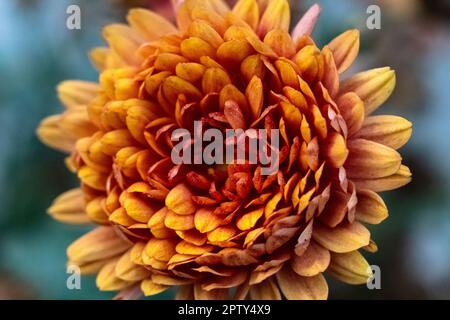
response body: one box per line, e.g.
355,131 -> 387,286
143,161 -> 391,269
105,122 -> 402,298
291,241 -> 330,277
115,249 -> 151,282
202,67 -> 232,93
47,189 -> 90,224
353,164 -> 412,192
236,208 -> 264,231
109,208 -> 137,227
264,30 -> 295,58
328,29 -> 360,74
57,80 -> 99,109
145,238 -> 177,262
327,250 -> 372,285
127,9 -> 177,40
340,67 -> 396,115
241,54 -> 266,83
67,226 -> 130,264
276,266 -> 328,300
165,210 -> 195,231
233,0 -> 260,30
346,138 -> 402,179
249,277 -> 281,300
354,115 -> 412,150
246,76 -> 264,120
141,279 -> 169,296
355,190 -> 388,224
123,194 -> 156,223
180,37 -> 216,62
313,221 -> 370,253
78,166 -> 108,191
258,0 -> 290,37
194,208 -> 223,233
166,183 -> 197,215
102,24 -> 143,66
37,115 -> 76,153
188,20 -> 224,48
176,62 -> 206,83
86,197 -> 109,224
96,259 -> 132,291
217,40 -> 254,63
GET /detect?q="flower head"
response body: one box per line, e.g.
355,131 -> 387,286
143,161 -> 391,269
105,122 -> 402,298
38,0 -> 412,300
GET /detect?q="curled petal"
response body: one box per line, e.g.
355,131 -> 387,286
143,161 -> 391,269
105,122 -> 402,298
355,190 -> 388,224
47,189 -> 89,225
353,165 -> 412,192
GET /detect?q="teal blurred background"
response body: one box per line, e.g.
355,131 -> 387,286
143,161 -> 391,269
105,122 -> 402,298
0,0 -> 449,299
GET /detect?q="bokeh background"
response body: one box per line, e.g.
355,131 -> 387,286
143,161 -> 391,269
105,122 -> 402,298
0,0 -> 449,299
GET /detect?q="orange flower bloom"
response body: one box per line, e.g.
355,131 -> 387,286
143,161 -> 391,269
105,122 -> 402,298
37,0 -> 412,300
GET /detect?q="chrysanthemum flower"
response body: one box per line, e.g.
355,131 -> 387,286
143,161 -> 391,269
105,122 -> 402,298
37,0 -> 412,300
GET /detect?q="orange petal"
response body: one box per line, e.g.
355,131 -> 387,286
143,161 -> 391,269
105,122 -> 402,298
166,183 -> 197,215
165,210 -> 195,231
194,284 -> 228,300
37,115 -> 75,153
340,67 -> 396,115
195,208 -> 223,233
123,194 -> 156,223
354,115 -> 412,150
188,20 -> 224,48
355,190 -> 388,224
327,250 -> 372,284
145,238 -> 177,262
180,37 -> 216,62
291,241 -> 330,277
353,164 -> 411,192
322,132 -> 349,168
249,277 -> 281,300
264,30 -> 296,58
176,241 -> 214,255
336,92 -> 365,136
346,139 -> 401,179
313,221 -> 370,253
276,266 -> 328,300
328,29 -> 360,74
202,270 -> 247,291
86,197 -> 109,224
246,76 -> 264,120
102,24 -> 143,66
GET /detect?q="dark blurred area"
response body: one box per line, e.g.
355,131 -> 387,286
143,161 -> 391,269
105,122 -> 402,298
0,0 -> 449,299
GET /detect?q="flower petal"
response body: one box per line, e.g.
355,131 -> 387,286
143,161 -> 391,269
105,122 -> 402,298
47,189 -> 90,225
346,139 -> 402,179
291,4 -> 321,42
233,0 -> 260,30
291,241 -> 330,277
313,221 -> 370,253
328,29 -> 360,74
354,115 -> 412,150
327,250 -> 372,285
258,0 -> 290,37
67,226 -> 130,263
355,190 -> 388,224
340,67 -> 396,115
336,92 -> 365,136
166,183 -> 197,215
127,9 -> 177,40
276,265 -> 328,300
249,277 -> 281,300
353,164 -> 412,192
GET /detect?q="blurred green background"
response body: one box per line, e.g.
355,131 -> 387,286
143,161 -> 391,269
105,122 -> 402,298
0,0 -> 449,299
